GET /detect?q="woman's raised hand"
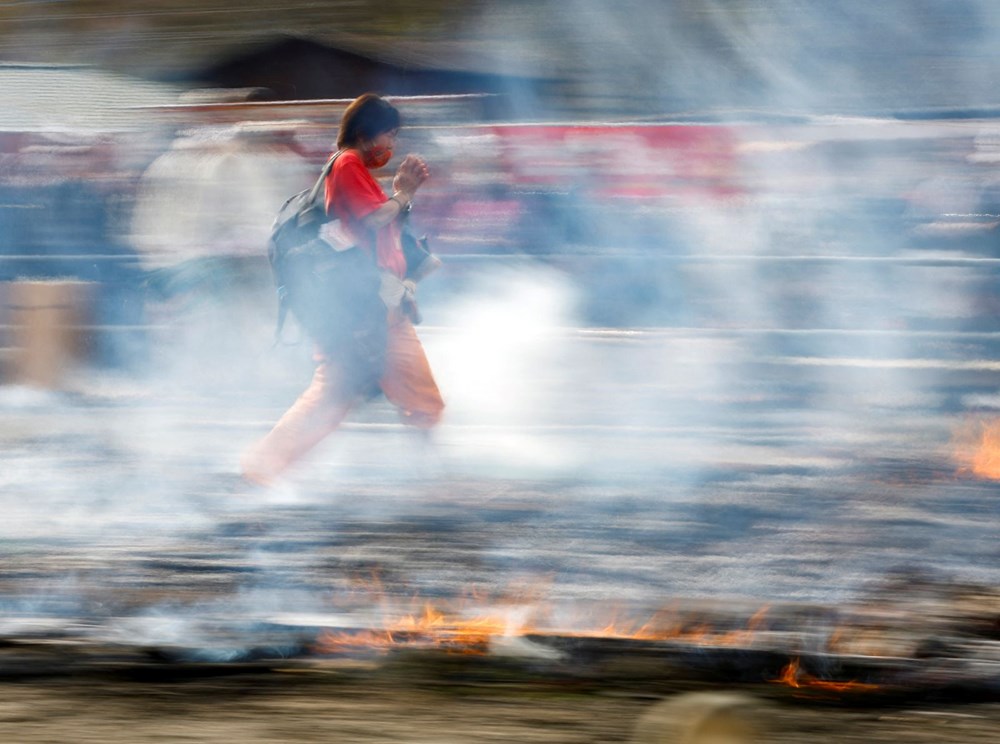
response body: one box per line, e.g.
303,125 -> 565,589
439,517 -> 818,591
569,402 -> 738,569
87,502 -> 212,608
393,155 -> 430,197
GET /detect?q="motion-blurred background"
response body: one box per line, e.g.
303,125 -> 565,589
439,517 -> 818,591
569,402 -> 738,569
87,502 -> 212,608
5,1 -> 1000,372
0,6 -> 998,739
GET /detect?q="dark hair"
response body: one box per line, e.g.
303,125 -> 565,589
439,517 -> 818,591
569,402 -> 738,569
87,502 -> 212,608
337,93 -> 401,149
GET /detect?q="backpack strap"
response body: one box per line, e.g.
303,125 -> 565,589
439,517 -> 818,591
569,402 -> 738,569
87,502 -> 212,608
310,149 -> 343,213
274,284 -> 291,345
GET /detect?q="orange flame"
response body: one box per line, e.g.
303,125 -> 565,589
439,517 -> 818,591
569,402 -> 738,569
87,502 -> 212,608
955,418 -> 1000,479
772,658 -> 879,694
316,629 -> 397,654
315,598 -> 775,658
563,606 -> 768,647
315,599 -> 520,656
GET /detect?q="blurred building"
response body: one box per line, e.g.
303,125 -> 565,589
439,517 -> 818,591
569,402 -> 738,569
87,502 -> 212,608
172,35 -> 550,121
4,1 -> 1000,119
0,62 -> 181,134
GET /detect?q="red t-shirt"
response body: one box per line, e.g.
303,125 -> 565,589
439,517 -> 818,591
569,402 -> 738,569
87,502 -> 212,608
325,150 -> 406,278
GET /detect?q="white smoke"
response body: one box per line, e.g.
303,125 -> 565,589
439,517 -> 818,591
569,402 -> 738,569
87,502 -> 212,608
425,263 -> 584,475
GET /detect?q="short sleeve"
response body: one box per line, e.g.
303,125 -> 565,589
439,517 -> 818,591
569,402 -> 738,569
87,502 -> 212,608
326,153 -> 386,220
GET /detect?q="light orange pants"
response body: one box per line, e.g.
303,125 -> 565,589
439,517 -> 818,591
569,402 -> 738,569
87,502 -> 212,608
241,313 -> 444,484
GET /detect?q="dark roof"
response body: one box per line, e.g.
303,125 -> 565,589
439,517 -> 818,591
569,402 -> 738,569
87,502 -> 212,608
170,36 -> 553,118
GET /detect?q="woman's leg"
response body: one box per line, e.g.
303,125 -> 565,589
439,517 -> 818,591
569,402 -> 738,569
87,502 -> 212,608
241,362 -> 354,484
380,314 -> 445,429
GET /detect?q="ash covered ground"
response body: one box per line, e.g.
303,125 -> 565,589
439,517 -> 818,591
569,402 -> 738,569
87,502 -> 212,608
2,255 -> 1000,741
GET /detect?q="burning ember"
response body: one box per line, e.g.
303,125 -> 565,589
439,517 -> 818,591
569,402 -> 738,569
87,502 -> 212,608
316,601 -> 516,656
772,657 -> 879,694
544,605 -> 771,647
304,585 -> 997,705
954,418 -> 1000,479
314,599 -> 775,657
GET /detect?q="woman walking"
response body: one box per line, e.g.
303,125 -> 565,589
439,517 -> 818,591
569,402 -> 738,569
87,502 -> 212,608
241,93 -> 444,484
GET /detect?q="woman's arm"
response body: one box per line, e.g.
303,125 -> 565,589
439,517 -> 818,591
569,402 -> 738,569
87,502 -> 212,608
359,192 -> 411,230
360,154 -> 429,231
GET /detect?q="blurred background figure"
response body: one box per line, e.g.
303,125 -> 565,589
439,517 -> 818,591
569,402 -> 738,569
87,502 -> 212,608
131,120 -> 313,275
128,119 -> 314,385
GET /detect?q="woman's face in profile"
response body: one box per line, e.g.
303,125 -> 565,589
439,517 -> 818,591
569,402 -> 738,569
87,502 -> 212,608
362,129 -> 399,169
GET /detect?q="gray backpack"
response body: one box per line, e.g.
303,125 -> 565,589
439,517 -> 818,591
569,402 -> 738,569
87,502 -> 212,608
267,152 -> 386,394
